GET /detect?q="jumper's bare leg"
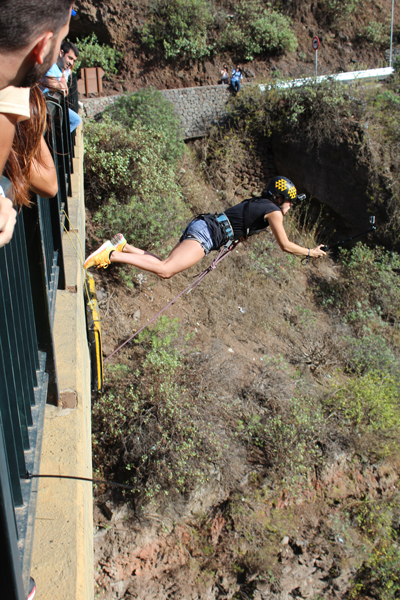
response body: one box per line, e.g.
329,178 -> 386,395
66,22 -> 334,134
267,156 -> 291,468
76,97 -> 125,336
121,242 -> 161,260
110,239 -> 205,279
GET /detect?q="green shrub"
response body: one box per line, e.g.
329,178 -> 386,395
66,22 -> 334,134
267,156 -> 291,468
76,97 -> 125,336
230,78 -> 354,147
141,0 -> 214,60
84,117 -> 187,249
329,371 -> 400,433
237,393 -> 326,483
220,0 -> 297,61
315,244 -> 400,334
105,89 -> 185,165
365,88 -> 400,147
140,0 -> 297,61
73,33 -> 122,73
317,0 -> 361,25
359,21 -> 390,48
344,334 -> 398,375
92,318 -> 217,501
351,542 -> 400,600
340,245 -> 400,327
349,496 -> 400,600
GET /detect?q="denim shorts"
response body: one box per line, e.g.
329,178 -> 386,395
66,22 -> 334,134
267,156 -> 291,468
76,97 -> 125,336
179,218 -> 213,255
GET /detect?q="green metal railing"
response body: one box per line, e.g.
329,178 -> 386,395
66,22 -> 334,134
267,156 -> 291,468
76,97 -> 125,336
0,86 -> 78,599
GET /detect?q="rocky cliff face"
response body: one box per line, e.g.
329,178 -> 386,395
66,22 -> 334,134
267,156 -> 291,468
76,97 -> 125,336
71,1 -> 139,45
272,136 -> 372,235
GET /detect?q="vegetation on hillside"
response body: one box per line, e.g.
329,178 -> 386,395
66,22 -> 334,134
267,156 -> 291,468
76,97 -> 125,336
87,82 -> 400,598
141,0 -> 298,61
72,0 -> 399,75
84,90 -> 187,251
73,32 -> 122,73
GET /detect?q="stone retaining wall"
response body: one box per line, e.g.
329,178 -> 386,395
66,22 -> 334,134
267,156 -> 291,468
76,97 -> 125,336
160,85 -> 232,139
81,84 -> 239,139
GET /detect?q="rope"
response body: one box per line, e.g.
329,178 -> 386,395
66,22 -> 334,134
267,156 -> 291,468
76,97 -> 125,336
24,471 -> 137,491
104,240 -> 240,362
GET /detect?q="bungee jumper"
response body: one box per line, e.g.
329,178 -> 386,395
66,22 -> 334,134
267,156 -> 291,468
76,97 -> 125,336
84,176 -> 327,278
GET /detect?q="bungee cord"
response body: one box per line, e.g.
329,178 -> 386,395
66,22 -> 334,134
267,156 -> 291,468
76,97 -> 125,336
23,470 -> 137,491
59,209 -> 240,362
104,240 -> 240,362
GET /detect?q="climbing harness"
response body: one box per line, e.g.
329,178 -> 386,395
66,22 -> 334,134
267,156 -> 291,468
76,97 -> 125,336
215,213 -> 234,242
104,239 -> 240,362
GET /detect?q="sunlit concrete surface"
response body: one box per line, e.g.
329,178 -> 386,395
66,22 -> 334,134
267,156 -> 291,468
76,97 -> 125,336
30,123 -> 94,600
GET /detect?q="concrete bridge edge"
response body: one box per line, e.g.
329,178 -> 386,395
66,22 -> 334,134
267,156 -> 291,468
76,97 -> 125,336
30,124 -> 94,600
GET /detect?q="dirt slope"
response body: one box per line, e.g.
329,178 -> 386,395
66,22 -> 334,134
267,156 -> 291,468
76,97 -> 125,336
88,144 -> 398,599
78,1 -> 400,596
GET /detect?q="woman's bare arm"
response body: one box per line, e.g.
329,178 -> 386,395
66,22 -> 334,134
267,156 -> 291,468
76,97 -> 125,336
41,75 -> 68,95
266,210 -> 326,258
28,136 -> 58,198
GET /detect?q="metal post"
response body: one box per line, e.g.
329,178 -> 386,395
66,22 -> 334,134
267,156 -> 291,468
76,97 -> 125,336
312,37 -> 320,76
0,416 -> 26,600
390,0 -> 394,67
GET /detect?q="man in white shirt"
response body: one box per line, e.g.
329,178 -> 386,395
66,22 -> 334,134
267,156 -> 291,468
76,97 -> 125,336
0,0 -> 74,247
42,41 -> 81,132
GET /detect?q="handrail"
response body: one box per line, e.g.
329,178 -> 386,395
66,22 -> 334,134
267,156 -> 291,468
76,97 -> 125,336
258,66 -> 395,91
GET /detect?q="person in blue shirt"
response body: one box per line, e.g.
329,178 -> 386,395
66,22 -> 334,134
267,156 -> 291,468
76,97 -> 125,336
231,65 -> 243,93
41,40 -> 81,132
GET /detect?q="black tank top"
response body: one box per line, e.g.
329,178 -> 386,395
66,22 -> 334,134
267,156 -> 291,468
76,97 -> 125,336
197,197 -> 281,251
225,197 -> 281,239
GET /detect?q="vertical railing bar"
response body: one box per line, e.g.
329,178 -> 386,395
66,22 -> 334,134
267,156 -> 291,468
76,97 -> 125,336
46,110 -> 63,213
36,198 -> 50,292
15,210 -> 40,377
49,99 -> 69,221
0,277 -> 27,491
1,245 -> 31,445
0,338 -> 24,508
7,221 -> 36,411
0,414 -> 26,600
42,195 -> 51,289
23,197 -> 60,405
44,118 -> 66,290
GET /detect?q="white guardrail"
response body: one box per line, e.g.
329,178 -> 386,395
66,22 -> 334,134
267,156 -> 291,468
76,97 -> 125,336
259,67 -> 395,92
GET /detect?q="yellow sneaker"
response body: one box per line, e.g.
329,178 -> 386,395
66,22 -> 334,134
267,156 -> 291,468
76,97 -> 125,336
111,233 -> 127,253
84,241 -> 115,269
